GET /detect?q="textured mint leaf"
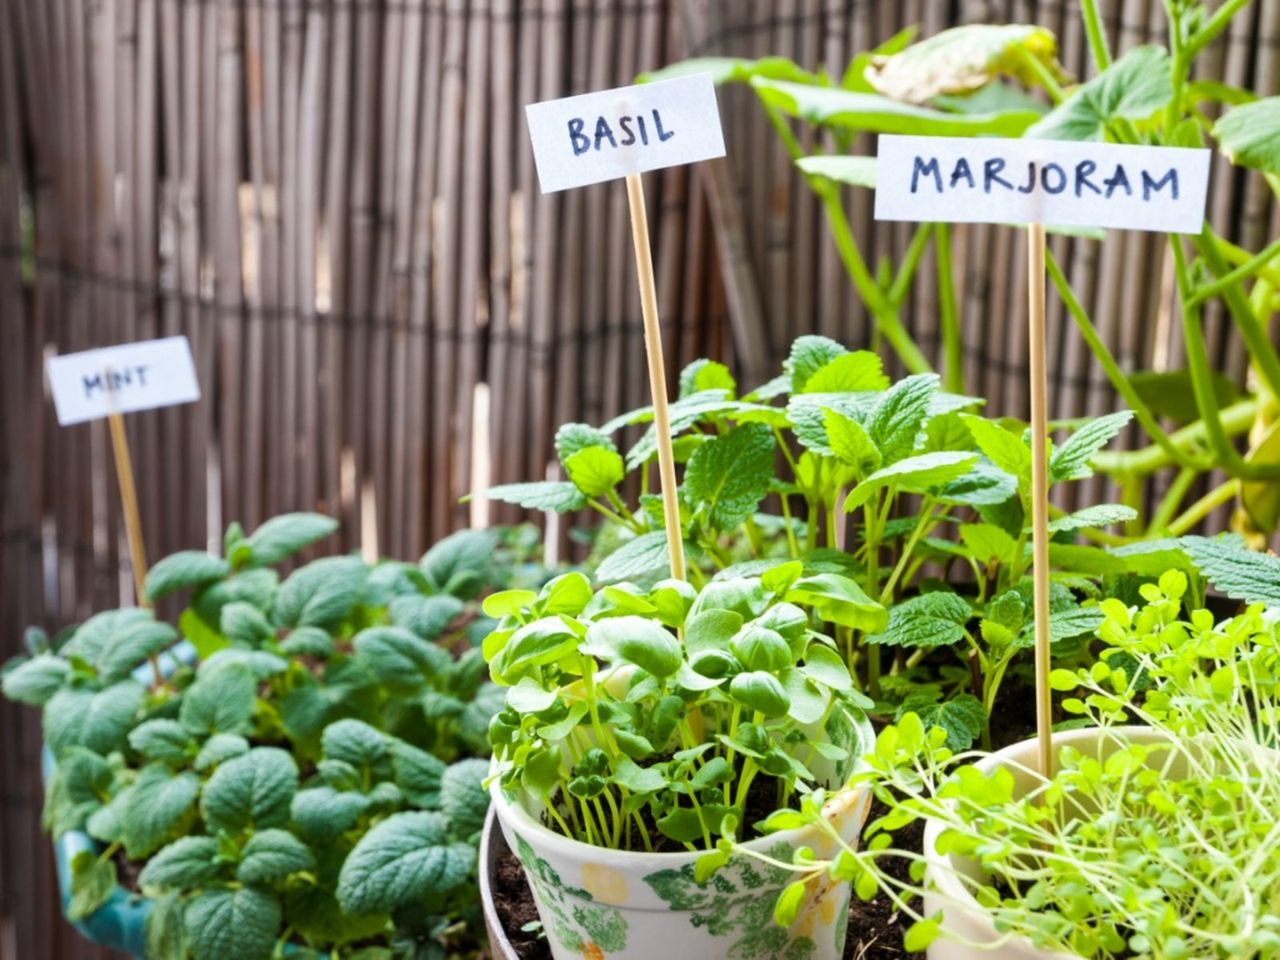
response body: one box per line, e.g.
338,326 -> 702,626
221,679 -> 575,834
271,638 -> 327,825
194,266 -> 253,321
2,654 -> 69,705
563,446 -> 626,498
784,335 -> 846,392
42,747 -> 112,836
1046,504 -> 1137,533
272,556 -> 368,629
45,680 -> 145,756
390,739 -> 446,808
61,608 -> 177,683
440,758 -> 490,839
180,661 -> 256,737
139,836 -> 222,890
122,765 -> 201,858
201,748 -> 298,835
322,719 -> 391,781
800,351 -> 888,394
129,719 -> 197,765
897,692 -> 986,751
388,593 -> 465,641
679,359 -> 737,398
470,481 -> 587,513
1107,538 -> 1199,578
683,423 -> 776,531
961,416 -> 1031,483
146,890 -> 188,959
291,787 -> 370,840
554,422 -> 617,462
596,531 -> 675,584
867,374 -> 938,465
824,409 -> 881,474
623,391 -> 751,468
868,591 -> 972,648
419,528 -> 496,598
184,886 -> 281,960
1027,45 -> 1171,141
236,829 -> 315,886
220,602 -> 274,647
844,451 -> 978,511
192,568 -> 279,630
336,811 -> 475,914
204,648 -> 288,680
959,523 -> 1018,567
1181,535 -> 1280,607
1049,411 -> 1133,483
939,459 -> 1018,506
144,552 -> 231,602
1043,607 -> 1105,644
278,627 -> 335,658
194,733 -> 250,772
353,626 -> 449,691
68,850 -> 116,921
244,512 -> 339,566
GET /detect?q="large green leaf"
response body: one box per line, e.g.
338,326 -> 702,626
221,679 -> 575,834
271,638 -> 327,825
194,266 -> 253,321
419,528 -> 496,598
61,608 -> 177,683
244,512 -> 339,566
1182,535 -> 1280,607
595,531 -> 676,584
440,758 -> 490,838
139,836 -> 222,890
236,829 -> 315,886
1046,503 -> 1137,533
336,811 -> 475,914
867,591 -> 972,648
843,451 -> 978,511
122,765 -> 201,858
1213,96 -> 1280,173
683,423 -> 776,531
45,681 -> 145,756
1048,410 -> 1133,483
184,886 -> 281,960
1027,45 -> 1171,141
785,574 -> 888,633
753,77 -> 1040,137
201,748 -> 298,835
145,552 -> 232,602
272,556 -> 367,629
564,446 -> 626,498
897,691 -> 986,751
179,660 -> 257,737
2,654 -> 69,705
796,155 -> 877,189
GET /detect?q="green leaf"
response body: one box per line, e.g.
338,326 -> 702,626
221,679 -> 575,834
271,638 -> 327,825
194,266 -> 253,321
800,350 -> 888,393
554,422 -> 617,462
1046,504 -> 1137,533
844,451 -> 978,511
786,574 -> 887,633
419,528 -> 496,598
753,77 -> 1039,136
796,155 -> 876,189
291,786 -> 369,840
823,410 -> 882,474
352,626 -> 449,690
192,568 -> 279,631
961,415 -> 1030,483
868,591 -> 972,648
145,890 -> 188,959
774,879 -> 807,927
1049,411 -> 1133,483
388,593 -> 465,641
201,748 -> 298,835
336,811 -> 475,914
390,739 -> 446,808
42,747 -> 113,835
469,481 -> 587,513
62,608 -> 178,683
272,556 -> 367,629
244,512 -> 339,566
220,602 -> 274,647
121,765 -> 200,858
237,829 -> 315,885
194,733 -> 250,772
180,661 -> 257,737
129,719 -> 197,765
563,446 -> 626,498
139,836 -> 223,890
583,616 -> 682,678
322,719 -> 391,781
641,54 -> 818,87
184,886 -> 281,960
1129,369 -> 1242,426
1213,96 -> 1280,172
730,671 -> 790,717
684,423 -> 776,531
2,654 -> 69,705
939,460 -> 1018,507
897,692 -> 986,751
959,523 -> 1018,567
903,916 -> 942,952
678,359 -> 737,398
785,335 -> 846,392
1181,535 -> 1280,607
45,680 -> 145,756
441,758 -> 490,838
145,551 -> 232,601
596,531 -> 676,584
867,374 -> 938,465
68,850 -> 117,921
1242,419 -> 1280,534
1027,46 -> 1172,141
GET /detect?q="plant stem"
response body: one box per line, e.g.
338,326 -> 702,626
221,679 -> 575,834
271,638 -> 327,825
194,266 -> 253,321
934,224 -> 964,394
1186,234 -> 1280,309
1167,479 -> 1240,536
1184,0 -> 1253,60
1080,0 -> 1113,70
1017,45 -> 1065,102
1146,466 -> 1197,534
1194,230 -> 1280,401
1092,398 -> 1257,476
887,225 -> 933,308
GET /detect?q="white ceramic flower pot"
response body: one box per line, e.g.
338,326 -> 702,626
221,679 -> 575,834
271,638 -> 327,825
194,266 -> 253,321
490,712 -> 874,960
922,725 -> 1166,960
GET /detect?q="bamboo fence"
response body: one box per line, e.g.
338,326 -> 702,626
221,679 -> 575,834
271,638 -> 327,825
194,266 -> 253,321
1,1 -> 1277,956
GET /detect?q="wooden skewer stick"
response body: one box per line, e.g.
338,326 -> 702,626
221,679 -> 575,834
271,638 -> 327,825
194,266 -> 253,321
1027,222 -> 1053,779
625,172 -> 686,582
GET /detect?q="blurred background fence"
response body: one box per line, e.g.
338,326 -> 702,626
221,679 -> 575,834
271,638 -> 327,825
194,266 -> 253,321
2,0 -> 1277,956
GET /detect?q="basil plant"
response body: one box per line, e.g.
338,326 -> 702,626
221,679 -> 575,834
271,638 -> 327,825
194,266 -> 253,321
483,563 -> 875,851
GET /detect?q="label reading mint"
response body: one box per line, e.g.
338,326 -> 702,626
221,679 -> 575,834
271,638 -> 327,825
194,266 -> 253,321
47,336 -> 201,425
875,135 -> 1210,234
525,73 -> 726,193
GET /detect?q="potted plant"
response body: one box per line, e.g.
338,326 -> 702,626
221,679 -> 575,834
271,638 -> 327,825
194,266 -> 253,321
2,513 -> 537,960
720,568 -> 1280,958
479,562 -> 880,959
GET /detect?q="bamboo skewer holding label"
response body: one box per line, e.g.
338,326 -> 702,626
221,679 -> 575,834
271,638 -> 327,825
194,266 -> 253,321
875,135 -> 1211,776
526,74 -> 727,580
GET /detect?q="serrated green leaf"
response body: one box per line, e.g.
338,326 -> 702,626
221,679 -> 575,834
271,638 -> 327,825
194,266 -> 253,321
469,481 -> 587,513
201,747 -> 298,835
824,409 -> 881,474
1046,503 -> 1137,533
291,786 -> 369,840
278,627 -> 335,659
352,626 -> 449,691
146,890 -> 189,959
939,459 -> 1017,506
237,829 -> 315,885
2,654 -> 69,705
62,608 -> 178,683
1181,535 -> 1280,607
244,512 -> 338,566
961,415 -> 1030,483
844,451 -> 978,511
441,758 -> 490,838
45,681 -> 145,756
336,811 -> 475,914
596,531 -> 676,584
959,523 -> 1018,567
194,733 -> 250,772
272,556 -> 367,629
867,374 -> 938,465
419,528 -> 496,598
563,446 -> 626,498
42,747 -> 112,835
220,602 -> 274,648
129,719 -> 197,765
145,552 -> 232,601
180,660 -> 256,737
388,593 -> 465,641
784,335 -> 846,392
678,359 -> 737,398
323,719 -> 391,781
139,836 -> 222,890
1049,411 -> 1133,483
122,765 -> 201,858
390,739 -> 446,808
554,422 -> 617,462
1028,45 -> 1171,141
799,350 -> 887,394
683,423 -> 776,532
192,568 -> 279,632
184,886 -> 281,960
868,591 -> 972,648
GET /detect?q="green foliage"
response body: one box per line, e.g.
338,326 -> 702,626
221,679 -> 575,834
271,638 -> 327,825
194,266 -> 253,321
1027,45 -> 1172,140
4,514 -> 545,959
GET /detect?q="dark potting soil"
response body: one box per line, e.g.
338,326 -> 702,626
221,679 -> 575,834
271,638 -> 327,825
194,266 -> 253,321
490,796 -> 927,960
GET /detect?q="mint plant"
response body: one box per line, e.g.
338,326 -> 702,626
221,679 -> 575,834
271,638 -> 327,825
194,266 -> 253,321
483,564 -> 874,851
476,336 -> 1156,748
2,514 -> 530,960
726,572 -> 1280,958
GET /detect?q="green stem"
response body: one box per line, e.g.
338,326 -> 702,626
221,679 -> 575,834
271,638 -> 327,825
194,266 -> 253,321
887,225 -> 933,308
1184,0 -> 1254,61
1017,45 -> 1065,102
880,498 -> 936,603
1093,398 -> 1256,475
1194,230 -> 1280,400
1186,234 -> 1280,309
935,223 -> 964,394
1080,0 -> 1113,70
1167,479 -> 1240,536
1146,466 -> 1198,534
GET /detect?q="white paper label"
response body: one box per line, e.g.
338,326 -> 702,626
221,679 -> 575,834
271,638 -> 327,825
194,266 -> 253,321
525,73 -> 726,193
875,135 -> 1211,234
47,336 -> 201,425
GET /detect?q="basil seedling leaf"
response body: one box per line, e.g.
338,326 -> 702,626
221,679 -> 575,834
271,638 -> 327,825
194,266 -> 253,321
583,617 -> 682,678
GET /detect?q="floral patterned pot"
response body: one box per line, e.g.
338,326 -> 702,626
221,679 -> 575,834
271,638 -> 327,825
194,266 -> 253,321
487,712 -> 874,960
921,726 -> 1164,960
